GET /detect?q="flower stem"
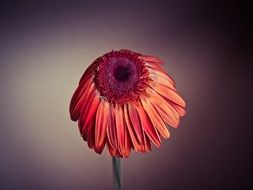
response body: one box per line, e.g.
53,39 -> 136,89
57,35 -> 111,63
112,156 -> 121,190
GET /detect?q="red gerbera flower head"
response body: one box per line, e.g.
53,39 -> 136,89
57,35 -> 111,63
70,49 -> 186,158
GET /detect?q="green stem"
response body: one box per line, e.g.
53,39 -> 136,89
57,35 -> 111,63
112,157 -> 121,190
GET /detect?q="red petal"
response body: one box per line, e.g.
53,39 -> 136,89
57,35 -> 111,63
141,98 -> 170,139
83,115 -> 96,149
135,103 -> 161,147
78,90 -> 100,136
78,64 -> 96,84
114,104 -> 125,155
142,133 -> 151,152
107,139 -> 122,157
128,102 -> 144,145
95,101 -> 109,153
87,125 -> 95,149
107,139 -> 116,156
70,78 -> 94,121
124,127 -> 131,157
107,105 -> 118,151
113,104 -> 132,157
81,121 -> 93,142
124,104 -> 142,151
95,140 -> 106,154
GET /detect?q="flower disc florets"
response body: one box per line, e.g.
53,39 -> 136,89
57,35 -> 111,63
94,50 -> 149,104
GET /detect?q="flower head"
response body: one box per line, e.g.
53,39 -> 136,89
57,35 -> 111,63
70,49 -> 186,157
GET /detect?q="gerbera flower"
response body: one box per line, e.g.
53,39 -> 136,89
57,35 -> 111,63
70,49 -> 186,158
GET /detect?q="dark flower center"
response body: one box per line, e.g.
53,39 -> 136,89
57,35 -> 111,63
114,66 -> 130,82
94,50 -> 149,104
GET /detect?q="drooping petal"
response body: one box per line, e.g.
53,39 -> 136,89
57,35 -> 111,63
78,89 -> 100,136
154,103 -> 180,128
81,121 -> 93,142
124,127 -> 131,157
127,102 -> 144,145
135,102 -> 161,147
142,133 -> 151,152
146,87 -> 180,128
107,139 -> 116,156
170,102 -> 186,116
145,61 -> 166,72
87,124 -> 95,149
141,98 -> 170,138
70,77 -> 94,121
111,104 -> 131,157
95,100 -> 109,153
150,82 -> 186,107
114,104 -> 125,156
79,64 -> 96,84
123,103 -> 142,151
107,104 -> 118,151
95,139 -> 106,154
70,49 -> 186,157
139,55 -> 164,64
148,69 -> 175,89
140,55 -> 168,75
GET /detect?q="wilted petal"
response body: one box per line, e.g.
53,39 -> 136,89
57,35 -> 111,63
69,49 -> 186,157
135,102 -> 161,147
107,104 -> 118,151
123,103 -> 142,151
95,101 -> 109,153
150,83 -> 186,107
141,98 -> 170,138
70,76 -> 94,121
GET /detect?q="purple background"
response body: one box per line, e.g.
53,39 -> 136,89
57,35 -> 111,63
0,1 -> 252,189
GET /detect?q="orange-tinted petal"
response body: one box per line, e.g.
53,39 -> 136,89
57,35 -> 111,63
112,104 -> 131,157
142,133 -> 151,152
139,55 -> 164,64
153,101 -> 179,128
114,104 -> 125,156
150,83 -> 186,107
141,98 -> 170,138
95,101 -> 109,153
135,102 -> 161,147
128,102 -> 144,145
107,138 -> 122,157
146,87 -> 180,128
171,102 -> 186,116
148,69 -> 175,89
70,49 -> 186,157
107,139 -> 116,156
95,139 -> 106,154
123,104 -> 142,151
141,56 -> 167,74
107,104 -> 118,151
124,127 -> 131,157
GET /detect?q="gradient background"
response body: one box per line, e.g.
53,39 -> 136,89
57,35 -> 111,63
0,0 -> 252,190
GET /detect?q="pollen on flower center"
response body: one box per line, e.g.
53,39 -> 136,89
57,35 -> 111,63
93,50 -> 149,104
